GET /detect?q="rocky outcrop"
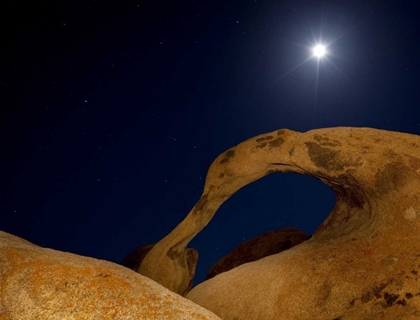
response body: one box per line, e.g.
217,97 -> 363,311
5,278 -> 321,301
140,127 -> 420,319
206,227 -> 310,280
0,231 -> 220,320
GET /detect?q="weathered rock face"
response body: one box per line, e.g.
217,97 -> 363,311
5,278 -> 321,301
206,227 -> 310,280
141,127 -> 420,319
0,231 -> 220,320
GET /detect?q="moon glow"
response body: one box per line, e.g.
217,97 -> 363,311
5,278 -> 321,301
313,44 -> 326,58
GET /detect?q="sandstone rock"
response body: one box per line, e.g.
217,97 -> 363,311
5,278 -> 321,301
0,231 -> 220,320
206,227 -> 310,280
141,127 -> 420,319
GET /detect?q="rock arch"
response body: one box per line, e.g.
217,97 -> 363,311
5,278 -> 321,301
139,127 -> 420,318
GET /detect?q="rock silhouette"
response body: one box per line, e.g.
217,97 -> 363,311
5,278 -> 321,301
121,243 -> 156,272
139,127 -> 420,318
206,227 -> 310,280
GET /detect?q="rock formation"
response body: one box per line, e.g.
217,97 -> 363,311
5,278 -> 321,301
0,231 -> 220,320
139,127 -> 420,319
206,227 -> 310,280
121,243 -> 198,294
121,243 -> 156,271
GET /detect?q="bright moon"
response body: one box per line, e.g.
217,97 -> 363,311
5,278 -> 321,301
313,44 -> 326,58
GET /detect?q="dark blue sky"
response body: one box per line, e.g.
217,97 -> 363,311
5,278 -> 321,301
1,0 -> 419,285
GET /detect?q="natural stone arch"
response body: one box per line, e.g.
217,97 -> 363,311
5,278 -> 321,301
138,127 -> 420,318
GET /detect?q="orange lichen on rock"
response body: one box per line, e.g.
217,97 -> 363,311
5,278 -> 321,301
0,231 -> 220,320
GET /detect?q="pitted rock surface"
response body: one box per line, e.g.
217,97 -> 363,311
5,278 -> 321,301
140,127 -> 420,319
0,231 -> 220,320
206,227 -> 310,280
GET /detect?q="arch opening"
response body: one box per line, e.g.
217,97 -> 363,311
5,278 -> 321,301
190,171 -> 335,285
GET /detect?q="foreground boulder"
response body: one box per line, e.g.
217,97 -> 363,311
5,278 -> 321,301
206,227 -> 310,280
139,127 -> 420,319
0,231 -> 220,320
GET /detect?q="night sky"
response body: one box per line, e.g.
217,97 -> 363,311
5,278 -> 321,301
2,1 -> 420,285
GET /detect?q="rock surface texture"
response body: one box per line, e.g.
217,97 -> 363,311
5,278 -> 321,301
0,231 -> 220,320
140,127 -> 420,319
206,227 -> 310,280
